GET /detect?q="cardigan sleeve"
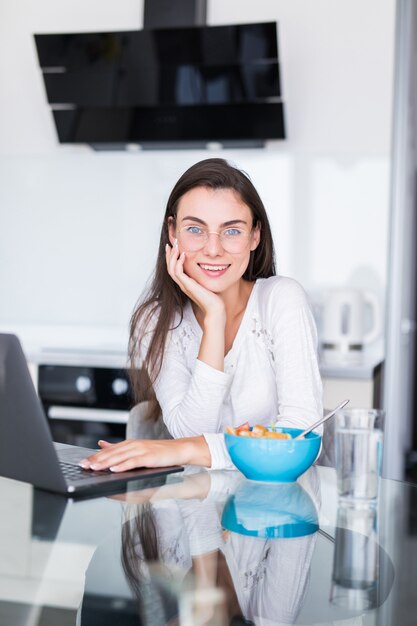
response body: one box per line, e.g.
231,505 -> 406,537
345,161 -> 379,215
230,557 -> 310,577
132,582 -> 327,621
153,347 -> 236,468
202,432 -> 236,471
138,313 -> 236,469
153,341 -> 232,439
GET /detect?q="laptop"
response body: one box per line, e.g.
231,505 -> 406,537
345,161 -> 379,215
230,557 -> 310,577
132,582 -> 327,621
0,333 -> 183,497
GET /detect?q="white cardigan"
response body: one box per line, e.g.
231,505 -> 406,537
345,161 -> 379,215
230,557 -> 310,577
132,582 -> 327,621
151,275 -> 323,470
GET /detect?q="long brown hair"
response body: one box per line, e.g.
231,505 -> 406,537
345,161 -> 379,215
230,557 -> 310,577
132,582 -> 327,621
121,503 -> 179,623
129,158 -> 276,418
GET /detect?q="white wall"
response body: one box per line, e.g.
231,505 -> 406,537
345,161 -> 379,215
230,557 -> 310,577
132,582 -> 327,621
0,0 -> 396,330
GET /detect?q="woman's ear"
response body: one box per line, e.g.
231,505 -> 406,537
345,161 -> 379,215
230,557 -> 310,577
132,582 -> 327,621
167,217 -> 177,246
250,222 -> 261,252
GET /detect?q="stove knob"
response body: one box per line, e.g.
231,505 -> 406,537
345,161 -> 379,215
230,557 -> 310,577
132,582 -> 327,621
76,375 -> 92,393
112,378 -> 129,396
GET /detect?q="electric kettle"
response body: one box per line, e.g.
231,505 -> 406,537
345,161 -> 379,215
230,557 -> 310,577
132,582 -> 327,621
321,289 -> 382,362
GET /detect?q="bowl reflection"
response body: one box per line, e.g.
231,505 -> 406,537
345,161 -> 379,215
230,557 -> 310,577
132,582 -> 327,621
221,480 -> 319,539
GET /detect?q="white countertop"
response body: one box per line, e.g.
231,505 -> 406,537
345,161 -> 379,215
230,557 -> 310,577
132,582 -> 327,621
319,338 -> 384,379
0,323 -> 384,378
0,323 -> 130,368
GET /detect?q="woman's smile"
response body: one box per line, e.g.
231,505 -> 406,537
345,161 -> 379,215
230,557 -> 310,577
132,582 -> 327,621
197,262 -> 231,278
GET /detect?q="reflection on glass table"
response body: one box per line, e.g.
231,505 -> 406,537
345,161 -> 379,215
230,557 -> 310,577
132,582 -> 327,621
221,480 -> 319,539
0,465 -> 411,626
79,468 -> 322,626
77,466 -> 394,626
330,502 -> 395,613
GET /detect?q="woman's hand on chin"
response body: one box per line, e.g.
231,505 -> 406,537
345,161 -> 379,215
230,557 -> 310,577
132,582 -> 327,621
165,241 -> 226,323
78,436 -> 212,472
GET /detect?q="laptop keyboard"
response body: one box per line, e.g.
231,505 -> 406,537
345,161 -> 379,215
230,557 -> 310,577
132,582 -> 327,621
60,462 -> 111,482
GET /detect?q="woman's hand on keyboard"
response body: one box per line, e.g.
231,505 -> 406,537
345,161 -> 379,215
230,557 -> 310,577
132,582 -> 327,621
79,436 -> 211,471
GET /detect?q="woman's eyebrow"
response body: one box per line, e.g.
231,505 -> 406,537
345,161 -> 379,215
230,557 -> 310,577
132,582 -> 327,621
181,216 -> 207,225
222,219 -> 248,226
181,216 -> 248,226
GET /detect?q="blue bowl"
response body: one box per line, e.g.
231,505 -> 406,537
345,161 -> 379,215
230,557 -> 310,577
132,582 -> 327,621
224,427 -> 321,483
221,479 -> 319,538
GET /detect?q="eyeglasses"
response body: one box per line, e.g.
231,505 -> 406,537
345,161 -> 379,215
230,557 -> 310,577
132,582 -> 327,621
177,225 -> 253,253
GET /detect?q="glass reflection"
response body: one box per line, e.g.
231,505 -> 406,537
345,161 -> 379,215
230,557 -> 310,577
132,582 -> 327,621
330,501 -> 395,612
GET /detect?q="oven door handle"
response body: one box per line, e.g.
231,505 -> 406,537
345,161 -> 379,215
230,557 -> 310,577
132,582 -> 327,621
47,406 -> 129,424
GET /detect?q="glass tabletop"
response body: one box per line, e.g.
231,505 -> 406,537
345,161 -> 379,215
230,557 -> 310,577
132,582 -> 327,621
0,465 -> 416,626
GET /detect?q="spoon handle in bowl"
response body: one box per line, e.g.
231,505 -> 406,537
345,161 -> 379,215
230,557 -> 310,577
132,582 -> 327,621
293,399 -> 350,440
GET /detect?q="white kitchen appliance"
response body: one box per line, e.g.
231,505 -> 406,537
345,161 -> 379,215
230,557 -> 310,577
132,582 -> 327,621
321,289 -> 382,363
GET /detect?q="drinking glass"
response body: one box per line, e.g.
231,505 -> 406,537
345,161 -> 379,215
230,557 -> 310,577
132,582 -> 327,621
335,409 -> 384,502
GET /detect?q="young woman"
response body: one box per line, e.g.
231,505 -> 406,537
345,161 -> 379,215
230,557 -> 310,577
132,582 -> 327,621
80,158 -> 323,473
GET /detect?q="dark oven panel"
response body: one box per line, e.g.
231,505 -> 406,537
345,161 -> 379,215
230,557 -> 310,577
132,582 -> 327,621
37,365 -> 134,447
38,365 -> 134,410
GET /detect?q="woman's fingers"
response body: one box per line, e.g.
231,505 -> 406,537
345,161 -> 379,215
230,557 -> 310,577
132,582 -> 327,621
165,242 -> 199,294
165,243 -> 196,297
166,242 -> 188,288
79,439 -> 181,472
166,240 -> 180,272
79,440 -> 141,470
98,439 -> 112,449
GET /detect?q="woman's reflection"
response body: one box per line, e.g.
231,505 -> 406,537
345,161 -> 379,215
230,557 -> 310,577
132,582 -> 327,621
79,467 -> 321,626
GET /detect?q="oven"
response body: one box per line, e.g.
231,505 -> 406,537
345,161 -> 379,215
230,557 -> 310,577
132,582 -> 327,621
37,362 -> 134,449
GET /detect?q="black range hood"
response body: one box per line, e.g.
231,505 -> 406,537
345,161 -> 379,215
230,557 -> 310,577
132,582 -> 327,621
34,19 -> 285,149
